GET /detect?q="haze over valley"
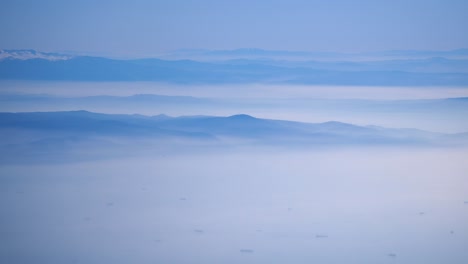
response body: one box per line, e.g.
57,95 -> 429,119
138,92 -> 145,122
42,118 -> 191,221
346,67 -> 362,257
1,1 -> 468,263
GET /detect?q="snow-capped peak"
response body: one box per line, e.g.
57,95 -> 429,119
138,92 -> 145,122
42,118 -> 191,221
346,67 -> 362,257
0,49 -> 73,61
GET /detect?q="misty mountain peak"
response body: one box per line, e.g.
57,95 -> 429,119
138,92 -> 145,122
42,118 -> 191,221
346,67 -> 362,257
227,114 -> 257,120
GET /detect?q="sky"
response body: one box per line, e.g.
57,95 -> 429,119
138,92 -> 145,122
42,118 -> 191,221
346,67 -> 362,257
1,0 -> 468,57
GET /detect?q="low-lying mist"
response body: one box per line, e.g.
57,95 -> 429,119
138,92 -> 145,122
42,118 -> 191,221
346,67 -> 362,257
1,145 -> 467,264
1,81 -> 467,263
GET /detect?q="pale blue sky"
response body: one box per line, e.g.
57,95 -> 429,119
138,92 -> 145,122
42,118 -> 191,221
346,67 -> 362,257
1,0 -> 468,57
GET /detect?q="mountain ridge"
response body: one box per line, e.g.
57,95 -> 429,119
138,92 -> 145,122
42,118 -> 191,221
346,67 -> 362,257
2,49 -> 468,85
1,110 -> 463,143
1,110 -> 466,163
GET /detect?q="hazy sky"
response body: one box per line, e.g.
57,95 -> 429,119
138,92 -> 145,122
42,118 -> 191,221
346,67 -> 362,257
1,0 -> 468,57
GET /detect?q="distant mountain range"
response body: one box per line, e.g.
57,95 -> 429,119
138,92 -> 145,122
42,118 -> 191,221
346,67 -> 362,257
2,93 -> 468,117
4,48 -> 468,61
1,110 -> 464,145
2,110 -> 466,163
160,48 -> 468,61
1,49 -> 468,85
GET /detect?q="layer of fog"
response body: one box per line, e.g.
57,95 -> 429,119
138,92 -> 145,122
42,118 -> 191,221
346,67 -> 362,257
1,146 -> 467,264
1,79 -> 467,262
1,81 -> 468,133
2,81 -> 468,100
